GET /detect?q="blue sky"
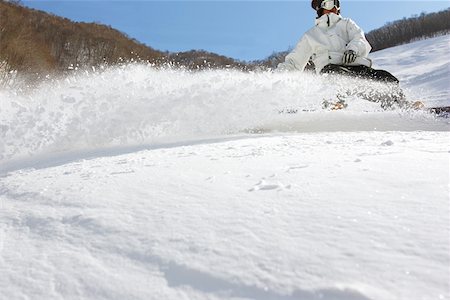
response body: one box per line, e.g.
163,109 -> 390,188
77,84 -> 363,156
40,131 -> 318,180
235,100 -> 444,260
23,1 -> 449,61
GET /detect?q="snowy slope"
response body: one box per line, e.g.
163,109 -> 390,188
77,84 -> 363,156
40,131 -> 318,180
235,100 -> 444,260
370,34 -> 450,106
1,35 -> 449,300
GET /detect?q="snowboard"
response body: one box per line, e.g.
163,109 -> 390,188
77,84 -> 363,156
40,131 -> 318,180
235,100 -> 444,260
279,100 -> 450,117
428,106 -> 450,116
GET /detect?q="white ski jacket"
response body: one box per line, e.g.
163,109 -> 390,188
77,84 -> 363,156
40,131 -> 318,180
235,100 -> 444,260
277,13 -> 372,73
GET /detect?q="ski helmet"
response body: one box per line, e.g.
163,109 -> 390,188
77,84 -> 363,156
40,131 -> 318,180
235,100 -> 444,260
311,0 -> 340,16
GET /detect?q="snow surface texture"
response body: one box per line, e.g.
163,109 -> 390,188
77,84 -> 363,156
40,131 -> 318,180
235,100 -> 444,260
370,35 -> 450,107
0,35 -> 449,300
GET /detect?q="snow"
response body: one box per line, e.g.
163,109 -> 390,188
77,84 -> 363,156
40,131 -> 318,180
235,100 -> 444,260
1,35 -> 449,300
370,35 -> 450,107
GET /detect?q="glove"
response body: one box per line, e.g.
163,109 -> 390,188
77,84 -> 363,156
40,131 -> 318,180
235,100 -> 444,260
343,50 -> 357,64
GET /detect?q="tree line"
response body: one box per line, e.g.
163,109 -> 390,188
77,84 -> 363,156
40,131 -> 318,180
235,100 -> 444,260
0,0 -> 164,75
366,9 -> 450,52
0,0 -> 246,82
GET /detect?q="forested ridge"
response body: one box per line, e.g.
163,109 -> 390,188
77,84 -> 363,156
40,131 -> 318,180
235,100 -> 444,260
0,0 -> 246,79
0,0 -> 163,74
366,9 -> 450,52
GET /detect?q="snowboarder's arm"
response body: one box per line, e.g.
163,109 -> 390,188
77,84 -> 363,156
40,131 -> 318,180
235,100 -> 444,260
345,19 -> 371,58
277,36 -> 313,71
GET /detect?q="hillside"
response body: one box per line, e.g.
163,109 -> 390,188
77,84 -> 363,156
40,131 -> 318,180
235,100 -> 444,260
369,34 -> 450,106
0,1 -> 165,73
366,8 -> 450,52
0,1 -> 247,76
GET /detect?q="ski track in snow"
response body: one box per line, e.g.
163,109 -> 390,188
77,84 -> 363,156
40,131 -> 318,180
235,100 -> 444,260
0,35 -> 449,300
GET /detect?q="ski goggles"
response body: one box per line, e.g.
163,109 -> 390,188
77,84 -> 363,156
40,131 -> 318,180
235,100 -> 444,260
320,0 -> 339,10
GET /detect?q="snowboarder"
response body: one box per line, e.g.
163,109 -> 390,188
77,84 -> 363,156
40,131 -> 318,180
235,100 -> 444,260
277,0 -> 407,108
